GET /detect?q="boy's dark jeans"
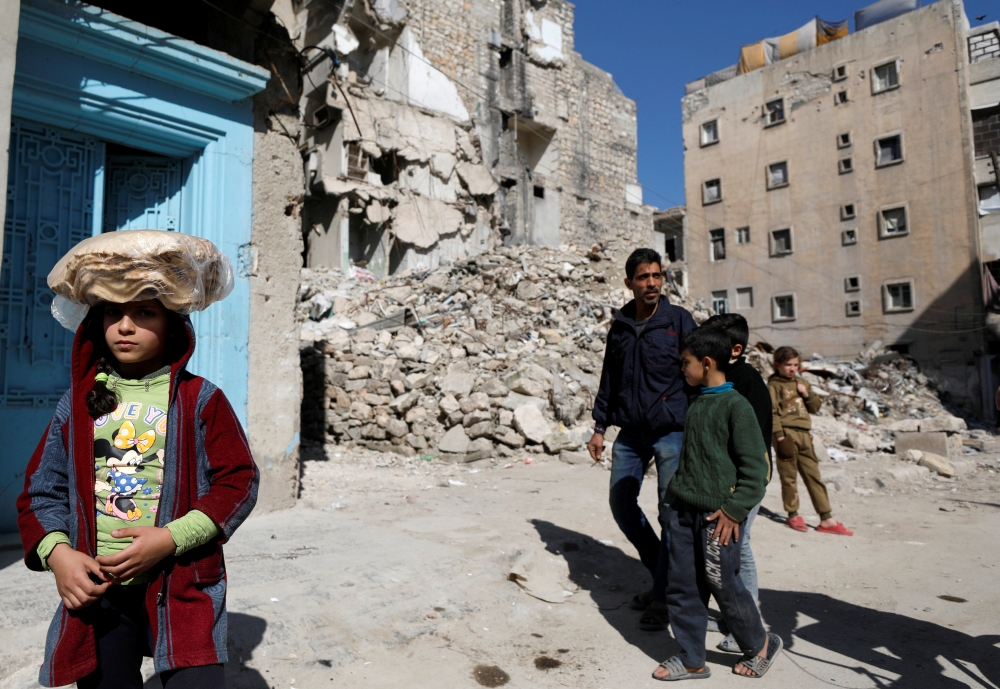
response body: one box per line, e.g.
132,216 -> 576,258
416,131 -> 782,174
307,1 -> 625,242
78,584 -> 225,689
664,497 -> 766,669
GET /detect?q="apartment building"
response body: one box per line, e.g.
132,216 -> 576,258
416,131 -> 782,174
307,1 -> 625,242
681,0 -> 1000,416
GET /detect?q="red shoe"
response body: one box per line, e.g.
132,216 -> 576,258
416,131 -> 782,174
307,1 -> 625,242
816,522 -> 853,536
785,515 -> 808,532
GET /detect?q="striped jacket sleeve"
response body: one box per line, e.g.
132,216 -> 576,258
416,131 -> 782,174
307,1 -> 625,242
17,394 -> 73,571
191,385 -> 259,540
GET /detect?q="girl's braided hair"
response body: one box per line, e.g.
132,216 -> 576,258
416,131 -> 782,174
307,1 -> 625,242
86,356 -> 119,418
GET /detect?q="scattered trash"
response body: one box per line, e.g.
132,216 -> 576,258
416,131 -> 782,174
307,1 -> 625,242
508,549 -> 573,604
938,595 -> 968,603
270,598 -> 279,602
448,479 -> 466,486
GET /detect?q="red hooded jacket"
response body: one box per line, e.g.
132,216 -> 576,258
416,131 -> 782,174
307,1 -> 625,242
17,314 -> 258,687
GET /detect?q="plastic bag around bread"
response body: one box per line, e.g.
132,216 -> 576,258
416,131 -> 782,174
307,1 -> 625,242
48,230 -> 234,329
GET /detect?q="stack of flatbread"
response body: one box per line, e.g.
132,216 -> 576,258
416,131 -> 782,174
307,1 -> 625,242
48,230 -> 234,316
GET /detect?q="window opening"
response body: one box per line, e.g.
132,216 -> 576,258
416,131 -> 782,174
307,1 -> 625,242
839,157 -> 854,174
875,134 -> 903,166
710,228 -> 726,261
834,64 -> 848,81
872,61 -> 899,93
346,143 -> 369,181
712,290 -> 729,314
703,178 -> 722,205
835,90 -> 849,105
842,229 -> 858,245
841,203 -> 856,220
879,206 -> 908,237
736,226 -> 750,244
767,161 -> 789,189
701,120 -> 719,146
770,228 -> 792,256
533,185 -> 545,199
765,99 -> 785,126
773,295 -> 796,321
884,281 -> 914,312
838,132 -> 852,148
845,276 -> 861,292
846,300 -> 862,316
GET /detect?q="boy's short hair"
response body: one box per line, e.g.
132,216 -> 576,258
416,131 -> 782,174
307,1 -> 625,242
702,313 -> 749,350
625,248 -> 662,280
773,346 -> 800,365
680,325 -> 733,372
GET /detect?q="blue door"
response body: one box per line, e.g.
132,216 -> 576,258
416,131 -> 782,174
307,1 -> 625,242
0,121 -> 104,531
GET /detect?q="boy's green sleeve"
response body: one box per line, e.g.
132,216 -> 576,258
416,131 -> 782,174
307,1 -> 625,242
37,532 -> 71,571
768,383 -> 784,437
803,379 -> 822,414
165,510 -> 221,556
720,402 -> 769,523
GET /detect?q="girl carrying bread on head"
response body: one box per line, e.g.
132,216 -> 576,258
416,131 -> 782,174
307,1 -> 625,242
17,231 -> 258,689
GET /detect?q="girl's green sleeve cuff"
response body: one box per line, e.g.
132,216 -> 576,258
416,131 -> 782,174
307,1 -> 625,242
37,532 -> 72,571
164,510 -> 221,556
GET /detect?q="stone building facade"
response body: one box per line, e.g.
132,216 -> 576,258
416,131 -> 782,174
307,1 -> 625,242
681,0 -> 1000,416
286,0 -> 651,278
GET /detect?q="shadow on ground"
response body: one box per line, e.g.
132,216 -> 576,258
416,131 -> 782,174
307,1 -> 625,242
761,589 -> 1000,688
143,613 -> 269,688
530,520 -> 734,669
531,520 -> 1000,685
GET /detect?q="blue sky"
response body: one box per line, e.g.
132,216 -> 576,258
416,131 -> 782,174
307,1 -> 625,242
571,0 -> 995,209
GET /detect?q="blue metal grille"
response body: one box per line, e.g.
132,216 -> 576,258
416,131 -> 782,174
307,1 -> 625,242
1,121 -> 102,408
103,156 -> 181,232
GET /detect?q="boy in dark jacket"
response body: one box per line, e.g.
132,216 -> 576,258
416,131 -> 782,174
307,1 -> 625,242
702,314 -> 771,651
587,248 -> 696,625
652,325 -> 781,680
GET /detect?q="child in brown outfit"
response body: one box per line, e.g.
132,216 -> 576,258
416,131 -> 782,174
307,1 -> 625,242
768,346 -> 853,536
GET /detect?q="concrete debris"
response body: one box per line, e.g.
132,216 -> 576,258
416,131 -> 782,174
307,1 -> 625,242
918,453 -> 956,478
299,240 -> 702,460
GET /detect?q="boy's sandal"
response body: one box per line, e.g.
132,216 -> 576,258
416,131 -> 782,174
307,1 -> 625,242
639,602 -> 669,631
733,633 -> 782,678
716,634 -> 741,653
817,522 -> 853,536
653,656 -> 712,681
629,589 -> 653,611
785,515 -> 808,532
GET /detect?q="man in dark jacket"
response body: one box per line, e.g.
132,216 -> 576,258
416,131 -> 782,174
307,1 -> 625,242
587,248 -> 696,623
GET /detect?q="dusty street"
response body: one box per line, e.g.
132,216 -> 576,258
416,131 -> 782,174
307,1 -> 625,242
2,447 -> 998,689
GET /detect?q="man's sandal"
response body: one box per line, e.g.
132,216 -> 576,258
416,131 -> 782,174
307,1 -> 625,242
639,602 -> 669,631
716,634 -> 741,653
733,633 -> 783,678
629,590 -> 653,611
652,656 -> 712,681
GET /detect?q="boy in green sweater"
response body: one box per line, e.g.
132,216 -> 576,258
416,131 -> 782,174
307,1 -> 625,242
652,326 -> 781,681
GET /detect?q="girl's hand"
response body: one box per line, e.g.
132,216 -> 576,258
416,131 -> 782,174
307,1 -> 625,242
796,382 -> 809,397
705,510 -> 740,547
47,543 -> 110,610
96,527 -> 176,581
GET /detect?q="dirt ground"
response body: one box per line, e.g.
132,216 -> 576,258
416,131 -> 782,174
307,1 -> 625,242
1,446 -> 999,689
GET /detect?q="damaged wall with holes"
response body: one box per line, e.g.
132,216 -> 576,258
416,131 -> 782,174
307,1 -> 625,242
283,0 -> 651,278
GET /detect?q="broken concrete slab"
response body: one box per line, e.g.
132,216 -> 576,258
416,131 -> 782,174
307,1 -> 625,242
888,464 -> 932,482
455,161 -> 498,196
559,450 -> 591,465
438,425 -> 471,454
894,432 -> 962,460
918,452 -> 955,478
394,195 -> 463,249
513,405 -> 552,444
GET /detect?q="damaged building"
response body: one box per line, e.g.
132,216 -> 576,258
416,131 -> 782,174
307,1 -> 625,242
680,0 -> 1000,418
284,0 -> 651,277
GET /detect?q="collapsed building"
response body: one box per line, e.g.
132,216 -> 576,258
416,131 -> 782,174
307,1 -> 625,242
282,0 -> 652,277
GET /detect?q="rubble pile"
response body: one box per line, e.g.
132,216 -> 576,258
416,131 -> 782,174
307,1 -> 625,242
298,242 -> 701,461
